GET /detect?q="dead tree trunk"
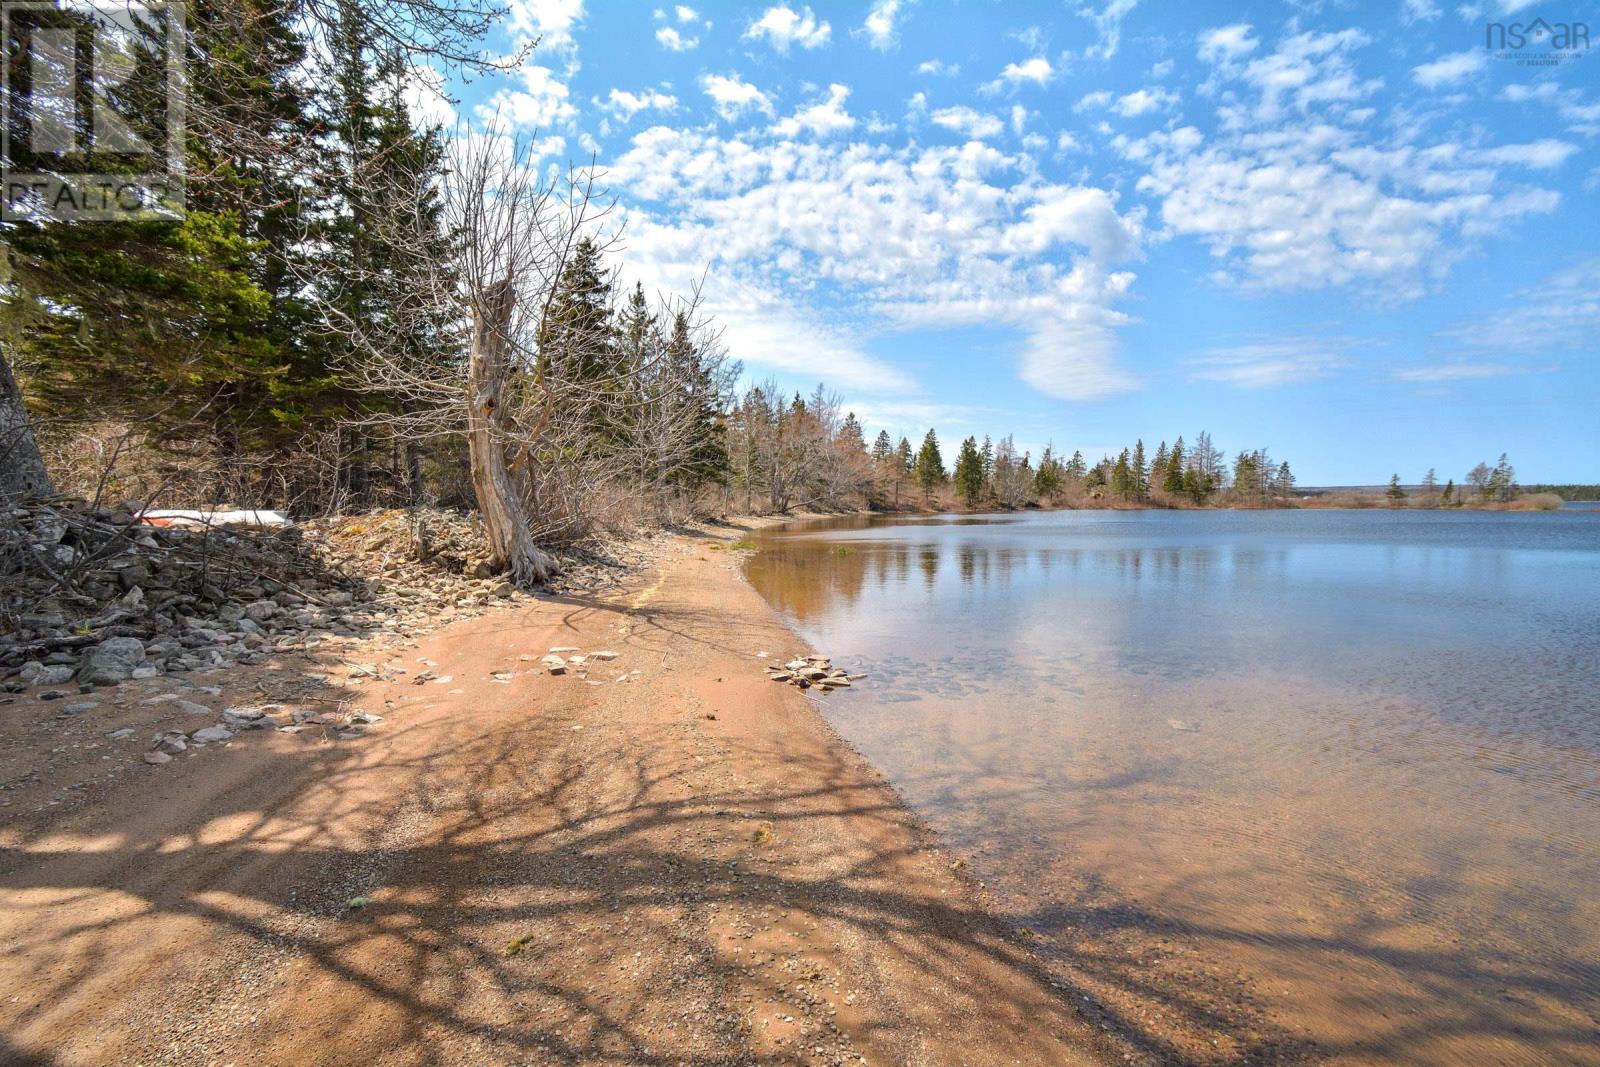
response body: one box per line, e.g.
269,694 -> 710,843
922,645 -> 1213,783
466,279 -> 557,586
0,349 -> 54,501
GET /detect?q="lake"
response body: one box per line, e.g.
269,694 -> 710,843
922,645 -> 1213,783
746,509 -> 1600,1066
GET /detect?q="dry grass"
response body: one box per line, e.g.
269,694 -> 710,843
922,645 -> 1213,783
1505,493 -> 1564,511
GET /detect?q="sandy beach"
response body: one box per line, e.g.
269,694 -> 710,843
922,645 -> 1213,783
0,520 -> 1125,1066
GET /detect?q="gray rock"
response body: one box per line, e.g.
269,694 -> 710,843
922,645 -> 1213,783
130,666 -> 162,680
172,700 -> 212,716
190,725 -> 233,744
108,727 -> 136,739
243,600 -> 279,622
152,732 -> 188,754
62,702 -> 100,714
21,662 -> 75,687
220,705 -> 266,727
143,750 -> 172,765
76,637 -> 147,685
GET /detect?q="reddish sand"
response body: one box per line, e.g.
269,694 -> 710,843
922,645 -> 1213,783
0,523 -> 1123,1066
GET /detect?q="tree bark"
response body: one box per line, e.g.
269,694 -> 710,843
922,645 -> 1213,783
0,349 -> 54,501
466,279 -> 557,586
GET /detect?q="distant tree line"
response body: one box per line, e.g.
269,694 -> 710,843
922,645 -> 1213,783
716,420 -> 1301,514
1518,484 -> 1600,502
1384,454 -> 1530,507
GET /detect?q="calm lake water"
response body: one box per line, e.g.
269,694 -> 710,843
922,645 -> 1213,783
746,509 -> 1600,1066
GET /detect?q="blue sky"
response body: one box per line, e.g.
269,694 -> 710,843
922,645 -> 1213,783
430,0 -> 1598,484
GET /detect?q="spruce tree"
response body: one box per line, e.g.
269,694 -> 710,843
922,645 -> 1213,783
915,430 -> 945,498
1034,444 -> 1061,500
1112,450 -> 1132,498
1065,450 -> 1087,482
1387,474 -> 1406,504
954,436 -> 985,507
1164,437 -> 1187,494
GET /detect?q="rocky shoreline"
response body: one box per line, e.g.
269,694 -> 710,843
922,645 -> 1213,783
1,502 -> 686,770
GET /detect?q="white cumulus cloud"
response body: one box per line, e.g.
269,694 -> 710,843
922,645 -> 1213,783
771,83 -> 856,138
744,4 -> 831,52
862,0 -> 905,50
700,73 -> 774,119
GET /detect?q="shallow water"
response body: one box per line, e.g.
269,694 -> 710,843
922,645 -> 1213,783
746,509 -> 1600,1065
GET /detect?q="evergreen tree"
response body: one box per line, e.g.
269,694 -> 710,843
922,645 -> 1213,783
953,436 -> 985,507
871,430 -> 892,462
539,240 -> 618,386
1442,478 -> 1455,505
1275,461 -> 1295,498
1131,439 -> 1147,501
915,429 -> 945,497
1065,450 -> 1087,482
1164,437 -> 1187,494
1111,449 -> 1133,499
893,436 -> 913,507
666,311 -> 729,485
4,0 -> 321,460
838,412 -> 866,453
1387,474 -> 1406,504
1489,453 -> 1517,502
1034,444 -> 1062,500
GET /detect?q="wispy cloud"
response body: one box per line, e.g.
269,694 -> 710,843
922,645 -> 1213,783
1411,49 -> 1487,88
1188,338 -> 1350,387
1392,363 -> 1514,381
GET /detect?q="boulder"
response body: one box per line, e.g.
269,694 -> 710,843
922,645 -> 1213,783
76,637 -> 147,685
20,662 -> 75,687
243,600 -> 279,622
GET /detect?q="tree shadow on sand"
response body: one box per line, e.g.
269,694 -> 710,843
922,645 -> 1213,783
2,604 -> 1597,1066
